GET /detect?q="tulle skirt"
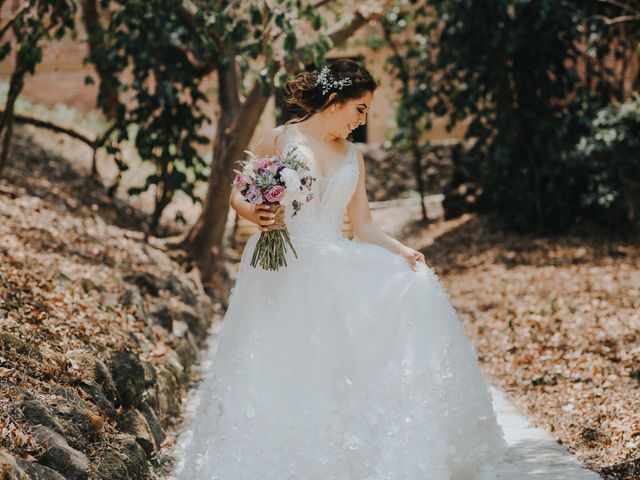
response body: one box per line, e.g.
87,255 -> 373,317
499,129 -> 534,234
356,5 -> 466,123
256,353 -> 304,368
174,233 -> 506,479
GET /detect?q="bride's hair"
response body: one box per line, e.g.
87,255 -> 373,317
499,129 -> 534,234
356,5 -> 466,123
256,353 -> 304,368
283,59 -> 377,123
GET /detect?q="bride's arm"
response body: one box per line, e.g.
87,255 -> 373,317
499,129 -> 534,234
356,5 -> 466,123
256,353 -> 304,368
347,149 -> 425,270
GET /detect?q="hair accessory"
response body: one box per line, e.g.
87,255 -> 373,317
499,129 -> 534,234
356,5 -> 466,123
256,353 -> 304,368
315,65 -> 353,95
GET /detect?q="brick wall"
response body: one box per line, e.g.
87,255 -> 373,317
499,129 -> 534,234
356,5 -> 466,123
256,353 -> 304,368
0,5 -> 99,111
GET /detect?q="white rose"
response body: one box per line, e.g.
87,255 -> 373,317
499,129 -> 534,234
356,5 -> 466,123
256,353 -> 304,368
280,168 -> 301,192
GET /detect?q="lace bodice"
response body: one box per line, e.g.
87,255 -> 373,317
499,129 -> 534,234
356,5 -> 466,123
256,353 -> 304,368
281,125 -> 359,246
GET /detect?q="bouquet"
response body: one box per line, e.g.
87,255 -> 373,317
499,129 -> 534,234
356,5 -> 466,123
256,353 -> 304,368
232,145 -> 315,271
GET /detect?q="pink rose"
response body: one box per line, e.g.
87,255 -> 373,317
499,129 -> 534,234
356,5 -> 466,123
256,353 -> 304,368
254,158 -> 272,169
233,174 -> 245,190
264,185 -> 285,203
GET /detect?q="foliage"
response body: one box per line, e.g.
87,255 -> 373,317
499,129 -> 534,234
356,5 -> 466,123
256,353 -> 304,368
91,0 -> 212,233
380,0 -> 638,232
3,0 -> 335,234
100,0 -> 345,235
575,94 -> 640,228
2,0 -> 392,282
0,0 -> 76,175
379,3 -> 434,152
378,2 -> 436,220
0,1 -> 76,67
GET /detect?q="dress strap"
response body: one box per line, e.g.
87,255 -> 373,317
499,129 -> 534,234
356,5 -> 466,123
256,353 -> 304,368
282,124 -> 292,153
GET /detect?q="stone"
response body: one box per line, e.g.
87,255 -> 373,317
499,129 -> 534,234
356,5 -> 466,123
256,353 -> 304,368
117,409 -> 158,457
47,389 -> 101,449
92,449 -> 128,480
21,397 -> 66,437
77,381 -> 118,420
155,365 -> 179,418
31,425 -> 91,480
14,459 -> 65,480
123,272 -> 166,296
0,332 -> 42,361
150,304 -> 173,331
139,402 -> 165,446
108,350 -> 146,408
119,288 -> 147,321
114,434 -> 147,480
172,327 -> 198,371
175,304 -> 207,341
165,273 -> 198,305
141,360 -> 157,387
164,350 -> 186,383
0,452 -> 29,480
66,352 -> 117,400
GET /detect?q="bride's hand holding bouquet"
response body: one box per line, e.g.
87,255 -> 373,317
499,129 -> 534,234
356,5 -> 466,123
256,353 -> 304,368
231,146 -> 315,271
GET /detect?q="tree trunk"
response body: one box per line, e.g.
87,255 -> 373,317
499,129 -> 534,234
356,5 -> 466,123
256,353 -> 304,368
182,64 -> 270,295
0,44 -> 27,178
411,139 -> 428,222
149,158 -> 173,237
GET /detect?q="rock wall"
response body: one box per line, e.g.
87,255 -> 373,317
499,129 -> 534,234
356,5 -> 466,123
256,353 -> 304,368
1,271 -> 217,480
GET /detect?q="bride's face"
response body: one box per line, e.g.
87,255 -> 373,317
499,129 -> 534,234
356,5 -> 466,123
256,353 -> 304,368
330,91 -> 373,139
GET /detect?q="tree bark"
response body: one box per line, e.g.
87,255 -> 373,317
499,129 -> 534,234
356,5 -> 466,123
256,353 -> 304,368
149,156 -> 174,237
411,141 -> 428,221
380,15 -> 428,221
0,41 -> 27,178
182,61 -> 270,295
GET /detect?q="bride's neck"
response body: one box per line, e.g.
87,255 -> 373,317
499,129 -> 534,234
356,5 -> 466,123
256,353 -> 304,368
296,113 -> 341,144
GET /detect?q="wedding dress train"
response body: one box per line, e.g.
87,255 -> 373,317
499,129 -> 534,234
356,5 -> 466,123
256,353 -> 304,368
174,126 -> 506,479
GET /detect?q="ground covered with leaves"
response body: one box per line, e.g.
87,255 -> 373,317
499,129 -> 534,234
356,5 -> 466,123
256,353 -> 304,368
403,214 -> 639,477
0,132 -> 220,479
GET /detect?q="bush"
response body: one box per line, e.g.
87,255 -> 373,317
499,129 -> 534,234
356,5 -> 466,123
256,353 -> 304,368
574,95 -> 640,230
423,0 -> 638,233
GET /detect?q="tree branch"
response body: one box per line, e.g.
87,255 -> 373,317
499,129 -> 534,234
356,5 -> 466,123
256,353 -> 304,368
328,0 -> 394,45
380,17 -> 409,86
0,111 -> 100,149
604,14 -> 640,25
311,0 -> 336,8
285,0 -> 394,71
175,4 -> 221,77
0,2 -> 30,40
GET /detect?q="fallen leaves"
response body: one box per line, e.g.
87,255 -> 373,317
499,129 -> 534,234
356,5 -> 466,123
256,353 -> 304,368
414,214 -> 640,471
0,142 -> 210,465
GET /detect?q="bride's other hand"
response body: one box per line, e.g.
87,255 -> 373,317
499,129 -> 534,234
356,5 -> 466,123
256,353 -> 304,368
251,204 -> 276,232
398,245 -> 426,271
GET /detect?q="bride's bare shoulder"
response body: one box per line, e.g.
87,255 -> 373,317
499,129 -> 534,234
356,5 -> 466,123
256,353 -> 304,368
255,125 -> 288,157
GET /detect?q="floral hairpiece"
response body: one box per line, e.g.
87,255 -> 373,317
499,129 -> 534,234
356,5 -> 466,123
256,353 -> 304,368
315,65 -> 353,95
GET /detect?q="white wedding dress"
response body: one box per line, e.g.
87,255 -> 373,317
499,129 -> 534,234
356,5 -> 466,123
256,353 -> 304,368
174,126 -> 507,479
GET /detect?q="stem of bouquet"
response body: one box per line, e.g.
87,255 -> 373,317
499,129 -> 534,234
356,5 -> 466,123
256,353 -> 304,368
250,204 -> 298,271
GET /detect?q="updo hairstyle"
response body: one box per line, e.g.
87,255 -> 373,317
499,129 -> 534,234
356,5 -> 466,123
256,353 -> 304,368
283,59 -> 377,123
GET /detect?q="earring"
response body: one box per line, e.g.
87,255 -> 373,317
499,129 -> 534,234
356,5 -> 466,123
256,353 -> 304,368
331,105 -> 335,113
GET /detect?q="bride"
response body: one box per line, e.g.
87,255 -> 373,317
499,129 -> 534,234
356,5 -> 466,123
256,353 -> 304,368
174,59 -> 506,479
